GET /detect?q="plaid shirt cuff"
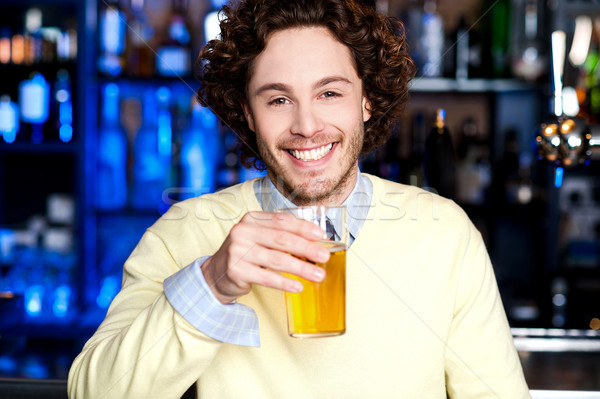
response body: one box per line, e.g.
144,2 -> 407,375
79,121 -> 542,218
164,257 -> 260,347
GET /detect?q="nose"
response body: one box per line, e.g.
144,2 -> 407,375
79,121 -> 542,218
290,103 -> 324,137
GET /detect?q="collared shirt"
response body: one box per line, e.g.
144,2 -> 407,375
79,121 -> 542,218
164,173 -> 372,347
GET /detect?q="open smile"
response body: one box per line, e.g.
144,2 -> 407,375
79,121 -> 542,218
286,143 -> 334,162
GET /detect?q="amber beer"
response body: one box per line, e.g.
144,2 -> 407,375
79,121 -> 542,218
284,240 -> 346,337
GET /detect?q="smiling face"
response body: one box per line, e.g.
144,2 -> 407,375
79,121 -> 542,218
244,27 -> 371,206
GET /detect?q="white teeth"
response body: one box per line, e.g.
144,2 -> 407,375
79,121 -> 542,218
289,144 -> 333,161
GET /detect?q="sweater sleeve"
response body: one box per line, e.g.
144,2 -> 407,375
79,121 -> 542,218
67,230 -> 224,399
164,257 -> 260,347
444,223 -> 531,399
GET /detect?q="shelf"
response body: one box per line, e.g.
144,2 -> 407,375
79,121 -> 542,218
0,0 -> 79,5
409,78 -> 540,93
0,141 -> 78,155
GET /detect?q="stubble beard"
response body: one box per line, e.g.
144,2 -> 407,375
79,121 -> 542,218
257,127 -> 364,206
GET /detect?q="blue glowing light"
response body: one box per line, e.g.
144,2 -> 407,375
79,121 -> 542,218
2,129 -> 16,143
59,124 -> 73,142
25,284 -> 45,317
96,275 -> 120,309
52,284 -> 72,318
0,356 -> 17,374
157,87 -> 172,157
22,357 -> 49,379
211,0 -> 228,9
0,96 -> 19,142
19,73 -> 50,124
554,166 -> 564,188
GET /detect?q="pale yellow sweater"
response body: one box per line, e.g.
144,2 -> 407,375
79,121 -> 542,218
68,174 -> 530,398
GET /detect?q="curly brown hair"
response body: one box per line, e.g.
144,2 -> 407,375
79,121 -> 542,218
195,0 -> 415,170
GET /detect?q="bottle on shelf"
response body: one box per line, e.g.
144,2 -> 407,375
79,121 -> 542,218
180,100 -> 220,200
156,86 -> 174,212
27,8 -> 45,65
125,0 -> 155,77
132,87 -> 172,212
0,27 -> 10,65
420,0 -> 444,78
98,0 -> 126,76
423,109 -> 456,199
97,83 -> 128,210
402,0 -> 423,74
455,118 -> 491,205
53,69 -> 73,142
406,110 -> 427,187
11,32 -> 25,65
0,95 -> 19,143
454,17 -> 469,80
156,0 -> 192,77
511,0 -> 546,81
489,0 -> 511,78
19,72 -> 50,144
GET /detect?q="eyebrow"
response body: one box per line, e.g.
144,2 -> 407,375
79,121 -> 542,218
253,75 -> 353,96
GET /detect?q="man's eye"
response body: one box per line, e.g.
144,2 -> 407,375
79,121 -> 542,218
269,98 -> 288,105
322,91 -> 339,98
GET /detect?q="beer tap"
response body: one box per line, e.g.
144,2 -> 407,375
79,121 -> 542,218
534,31 -> 599,168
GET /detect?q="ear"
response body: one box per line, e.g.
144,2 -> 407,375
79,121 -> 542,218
362,95 -> 372,123
243,102 -> 255,132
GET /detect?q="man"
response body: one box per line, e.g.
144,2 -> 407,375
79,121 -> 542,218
68,0 -> 530,398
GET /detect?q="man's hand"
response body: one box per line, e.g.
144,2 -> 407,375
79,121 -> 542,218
202,211 -> 330,304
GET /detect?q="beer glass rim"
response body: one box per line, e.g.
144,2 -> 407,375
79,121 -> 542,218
275,205 -> 348,244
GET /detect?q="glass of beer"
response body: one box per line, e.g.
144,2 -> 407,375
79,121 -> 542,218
276,206 -> 348,338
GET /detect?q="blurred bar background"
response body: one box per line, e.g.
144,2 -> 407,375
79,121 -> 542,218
0,0 -> 598,394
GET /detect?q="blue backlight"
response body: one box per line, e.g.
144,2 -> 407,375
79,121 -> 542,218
24,284 -> 45,317
52,284 -> 72,318
19,73 -> 50,124
96,275 -> 120,309
554,166 -> 563,188
59,124 -> 73,142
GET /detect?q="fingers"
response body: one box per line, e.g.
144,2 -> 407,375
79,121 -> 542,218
203,211 -> 331,303
230,260 -> 304,294
250,245 -> 326,283
236,212 -> 329,263
242,211 -> 325,241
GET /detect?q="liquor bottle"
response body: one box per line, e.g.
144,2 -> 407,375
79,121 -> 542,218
23,8 -> 43,65
180,101 -> 219,199
132,88 -> 170,211
0,95 -> 19,143
98,0 -> 126,76
424,109 -> 456,198
455,118 -> 491,205
156,86 -> 174,212
454,17 -> 469,80
420,0 -> 443,78
156,0 -> 191,77
97,83 -> 128,210
19,72 -> 50,144
125,0 -> 155,77
54,69 -> 73,142
0,27 -> 10,64
11,33 -> 25,65
511,0 -> 545,81
400,0 -> 423,81
489,0 -> 511,78
406,110 -> 427,187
